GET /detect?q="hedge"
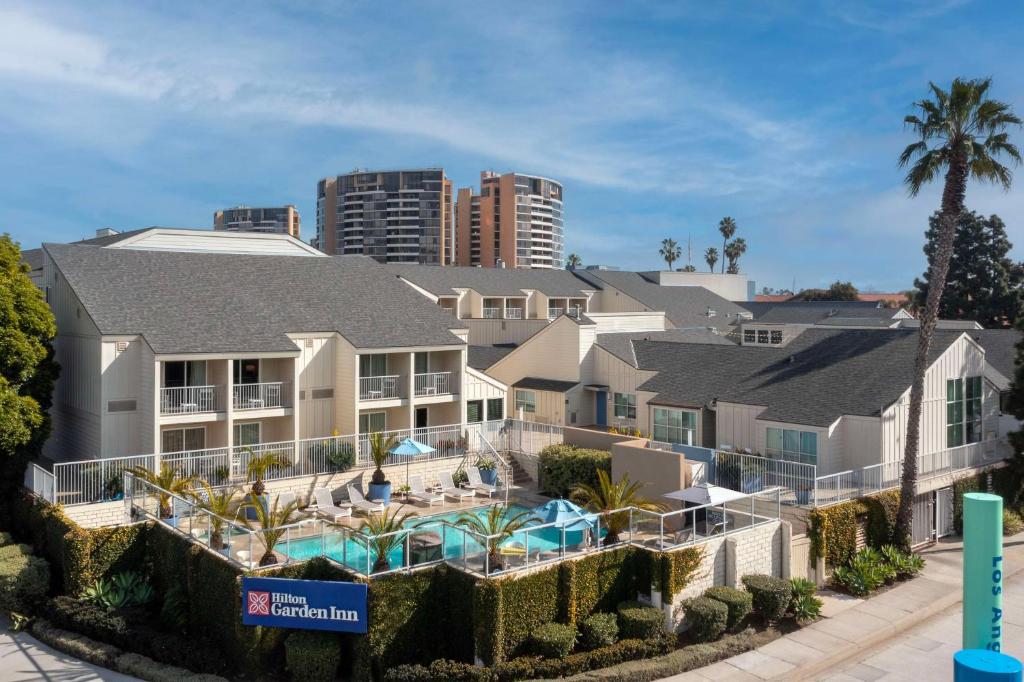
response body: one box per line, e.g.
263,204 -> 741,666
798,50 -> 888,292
616,601 -> 665,639
530,622 -> 577,659
0,543 -> 49,612
863,490 -> 901,548
649,547 -> 704,601
703,586 -> 751,632
537,445 -> 611,498
953,474 -> 987,536
285,631 -> 342,682
808,499 -> 866,566
740,574 -> 791,623
682,597 -> 727,643
579,612 -> 619,650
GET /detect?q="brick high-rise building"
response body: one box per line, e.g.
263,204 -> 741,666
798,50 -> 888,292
213,205 -> 300,239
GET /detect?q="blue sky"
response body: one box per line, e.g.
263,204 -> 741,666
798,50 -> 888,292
2,1 -> 1024,292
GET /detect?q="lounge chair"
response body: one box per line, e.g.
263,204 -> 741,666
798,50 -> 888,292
437,471 -> 475,503
347,484 -> 386,515
465,467 -> 498,498
408,475 -> 444,507
277,491 -> 297,510
312,488 -> 352,522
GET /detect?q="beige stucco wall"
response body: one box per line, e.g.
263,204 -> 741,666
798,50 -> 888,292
611,439 -> 693,501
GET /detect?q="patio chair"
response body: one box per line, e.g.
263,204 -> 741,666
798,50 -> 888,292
408,475 -> 444,507
465,467 -> 498,498
277,491 -> 297,510
346,484 -> 386,515
437,471 -> 475,503
673,527 -> 694,545
312,488 -> 352,522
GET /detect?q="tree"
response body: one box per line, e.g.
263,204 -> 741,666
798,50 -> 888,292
368,431 -> 398,485
360,505 -> 415,572
794,281 -> 861,301
718,217 -> 737,273
724,237 -> 747,274
245,449 -> 290,496
893,78 -> 1021,547
454,504 -> 539,572
704,247 -> 719,273
659,239 -> 681,270
127,465 -> 197,519
570,470 -> 666,544
244,493 -> 300,566
681,264 -> 697,272
192,481 -> 244,550
1001,335 -> 1024,507
914,211 -> 1024,328
566,253 -> 582,269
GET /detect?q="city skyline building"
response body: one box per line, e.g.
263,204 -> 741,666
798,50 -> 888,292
213,205 -> 300,239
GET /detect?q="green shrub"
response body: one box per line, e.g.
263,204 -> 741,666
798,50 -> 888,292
284,631 -> 341,682
879,545 -> 925,580
953,474 -> 986,535
538,445 -> 611,497
579,612 -> 619,650
81,571 -> 154,609
616,601 -> 665,639
683,597 -> 727,643
530,622 -> 577,659
29,618 -> 121,669
808,500 -> 866,566
1004,509 -> 1024,536
327,442 -> 356,472
832,548 -> 887,597
496,634 -> 674,680
740,575 -> 791,622
863,491 -> 901,548
0,545 -> 50,612
384,659 -> 490,681
0,543 -> 33,562
115,652 -> 228,682
704,586 -> 752,632
0,531 -> 12,546
790,593 -> 822,623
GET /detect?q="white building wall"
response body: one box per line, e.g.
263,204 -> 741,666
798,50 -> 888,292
587,312 -> 668,334
838,415 -> 883,471
486,317 -> 582,386
100,339 -> 145,458
713,402 -> 766,452
295,335 -> 337,438
462,319 -> 548,345
335,335 -> 358,436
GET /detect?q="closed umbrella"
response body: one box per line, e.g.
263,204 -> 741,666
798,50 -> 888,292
389,438 -> 436,491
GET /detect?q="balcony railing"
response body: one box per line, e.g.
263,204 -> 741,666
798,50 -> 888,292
160,385 -> 221,415
414,371 -> 454,397
505,308 -> 523,319
233,382 -> 290,410
547,307 -> 564,319
568,305 -> 583,319
360,375 -> 401,400
483,307 -> 501,319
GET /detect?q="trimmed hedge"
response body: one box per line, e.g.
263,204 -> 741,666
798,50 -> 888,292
863,490 -> 900,548
530,622 -> 577,659
537,445 -> 611,498
808,499 -> 865,567
579,612 -> 619,650
653,547 -> 705,601
703,586 -> 752,632
0,543 -> 49,612
285,631 -> 342,682
616,601 -> 665,640
740,574 -> 791,623
682,597 -> 727,643
953,474 -> 986,535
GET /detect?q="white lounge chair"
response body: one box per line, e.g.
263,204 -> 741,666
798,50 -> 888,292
277,491 -> 297,510
312,488 -> 352,522
465,467 -> 498,498
347,484 -> 386,515
438,471 -> 475,503
408,475 -> 444,507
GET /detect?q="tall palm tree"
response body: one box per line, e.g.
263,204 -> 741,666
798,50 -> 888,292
718,217 -> 737,273
360,505 -> 415,572
571,470 -> 666,544
244,493 -> 301,566
659,238 -> 681,270
454,504 -> 539,572
244,449 -> 290,497
566,253 -> 582,269
368,431 -> 398,485
192,480 -> 244,550
894,78 -> 1020,546
704,247 -> 719,273
127,464 -> 196,518
725,237 -> 747,274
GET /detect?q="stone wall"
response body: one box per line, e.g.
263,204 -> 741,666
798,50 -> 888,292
64,500 -> 126,528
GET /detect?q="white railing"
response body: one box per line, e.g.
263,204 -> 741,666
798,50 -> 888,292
483,307 -> 501,319
25,463 -> 55,504
466,424 -> 514,504
52,454 -> 157,506
547,307 -> 564,319
714,451 -> 817,506
233,382 -> 290,410
505,308 -> 523,319
160,385 -> 222,415
359,375 -> 401,400
414,371 -> 453,396
568,305 -> 583,319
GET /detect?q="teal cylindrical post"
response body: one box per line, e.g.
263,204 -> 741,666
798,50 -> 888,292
954,650 -> 1022,681
962,492 -> 1004,652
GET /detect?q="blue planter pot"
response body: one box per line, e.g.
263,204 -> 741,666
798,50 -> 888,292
368,482 -> 392,505
245,494 -> 268,520
480,468 -> 498,486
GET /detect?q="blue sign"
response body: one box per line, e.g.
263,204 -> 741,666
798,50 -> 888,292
241,577 -> 368,633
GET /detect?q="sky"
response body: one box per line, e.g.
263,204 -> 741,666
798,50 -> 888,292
2,1 -> 1024,293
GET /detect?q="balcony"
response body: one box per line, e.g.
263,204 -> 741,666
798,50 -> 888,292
547,307 -> 564,319
483,307 -> 501,319
505,308 -> 523,319
233,382 -> 291,410
414,372 -> 454,397
360,375 -> 402,400
160,386 -> 222,415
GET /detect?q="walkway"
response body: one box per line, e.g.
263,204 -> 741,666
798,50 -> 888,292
0,618 -> 139,681
663,533 -> 1024,681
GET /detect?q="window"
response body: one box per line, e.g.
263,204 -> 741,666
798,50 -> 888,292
766,427 -> 817,465
164,360 -> 207,388
233,422 -> 260,446
613,392 -> 637,419
743,330 -> 755,343
515,390 -> 536,413
414,352 -> 429,374
161,427 -> 205,453
770,330 -> 783,345
757,330 -> 769,344
360,354 -> 387,377
487,398 -> 504,421
652,408 -> 697,445
467,400 -> 483,423
233,359 -> 259,384
359,412 -> 386,433
947,377 -> 983,447
107,399 -> 137,413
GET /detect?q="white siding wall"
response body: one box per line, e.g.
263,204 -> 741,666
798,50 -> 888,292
591,287 -> 649,314
714,402 -> 766,451
335,335 -> 357,435
295,335 -> 337,438
590,347 -> 658,431
837,415 -> 882,471
486,317 -> 582,386
462,319 -> 549,345
100,339 -> 146,458
464,368 -> 506,402
587,312 -> 668,333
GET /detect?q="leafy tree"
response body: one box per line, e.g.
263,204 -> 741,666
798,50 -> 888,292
718,217 -> 737,273
1001,336 -> 1024,507
566,253 -> 582,269
894,78 -> 1021,547
659,238 -> 681,270
724,237 -> 747,274
914,211 -> 1024,328
704,247 -> 719,273
794,281 -> 861,301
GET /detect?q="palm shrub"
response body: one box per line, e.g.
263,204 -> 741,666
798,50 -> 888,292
192,480 -> 244,550
579,612 -> 618,650
368,431 -> 398,486
453,504 -> 539,572
244,449 -> 291,497
244,493 -> 301,566
704,586 -> 752,631
741,574 -> 792,622
360,505 -> 415,572
832,548 -> 889,596
81,571 -> 154,610
127,464 -> 196,519
571,470 -> 666,544
788,578 -> 822,623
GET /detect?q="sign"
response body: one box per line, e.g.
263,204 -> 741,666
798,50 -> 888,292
241,576 -> 368,633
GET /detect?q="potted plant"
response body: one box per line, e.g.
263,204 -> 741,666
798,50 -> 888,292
212,465 -> 231,487
367,432 -> 398,505
243,493 -> 300,566
571,470 -> 666,544
359,505 -> 414,572
193,480 -> 244,556
326,437 -> 356,472
244,449 -> 290,520
127,464 -> 197,527
476,458 -> 499,486
395,484 -> 411,501
453,505 -> 539,573
103,473 -> 124,502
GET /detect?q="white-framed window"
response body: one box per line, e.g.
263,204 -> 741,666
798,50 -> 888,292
613,392 -> 636,419
161,426 -> 205,454
486,398 -> 504,420
233,422 -> 261,446
360,354 -> 387,377
359,411 -> 386,433
947,376 -> 983,447
743,329 -> 755,343
757,330 -> 769,344
766,427 -> 817,465
515,390 -> 536,413
467,400 -> 483,423
770,330 -> 783,345
652,407 -> 697,445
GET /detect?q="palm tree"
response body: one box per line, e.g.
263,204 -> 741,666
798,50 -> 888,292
368,431 -> 398,486
659,238 -> 681,270
566,253 -> 582,269
570,470 -> 666,544
725,237 -> 747,274
244,493 -> 301,566
894,78 -> 1020,547
192,480 -> 244,550
718,217 -> 737,273
360,505 -> 415,572
245,448 -> 291,497
127,464 -> 196,519
704,247 -> 719,273
454,504 -> 539,572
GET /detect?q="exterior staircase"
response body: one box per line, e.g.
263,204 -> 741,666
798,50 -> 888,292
505,455 -> 534,488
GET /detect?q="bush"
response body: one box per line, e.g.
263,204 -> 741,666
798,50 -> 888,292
879,545 -> 925,580
616,601 -> 665,639
538,445 -> 611,497
832,548 -> 886,597
790,593 -> 822,623
703,586 -> 752,632
1004,509 -> 1024,536
327,442 -> 356,472
740,575 -> 791,623
384,660 -> 490,681
30,618 -> 121,669
0,531 -> 12,547
0,545 -> 49,612
115,652 -> 228,682
530,622 -> 577,659
579,612 -> 619,650
495,634 -> 674,680
284,631 -> 342,682
683,597 -> 727,643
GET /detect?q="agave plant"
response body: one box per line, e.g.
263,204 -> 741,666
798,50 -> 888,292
192,479 -> 244,550
244,449 -> 291,497
127,464 -> 197,518
243,493 -> 300,566
359,505 -> 415,572
367,431 -> 398,486
81,571 -> 153,610
570,469 -> 666,544
454,505 -> 539,572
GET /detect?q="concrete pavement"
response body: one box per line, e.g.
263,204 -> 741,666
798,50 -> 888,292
0,618 -> 139,681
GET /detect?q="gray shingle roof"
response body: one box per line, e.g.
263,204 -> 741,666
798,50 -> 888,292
467,344 -> 517,370
513,377 -> 579,392
635,328 -> 965,426
45,243 -> 465,354
388,264 -> 594,298
596,329 -> 736,368
739,301 -> 897,325
969,329 -> 1021,380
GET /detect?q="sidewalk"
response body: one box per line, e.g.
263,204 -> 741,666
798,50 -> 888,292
663,533 -> 1024,681
0,618 -> 139,681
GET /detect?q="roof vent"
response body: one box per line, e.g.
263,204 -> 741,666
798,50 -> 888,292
95,227 -> 119,238
706,307 -> 716,317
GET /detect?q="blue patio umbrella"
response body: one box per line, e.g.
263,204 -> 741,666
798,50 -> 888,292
389,438 -> 436,488
532,498 -> 596,533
